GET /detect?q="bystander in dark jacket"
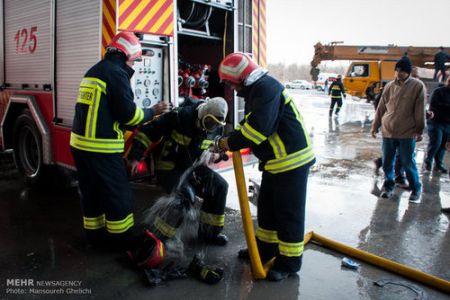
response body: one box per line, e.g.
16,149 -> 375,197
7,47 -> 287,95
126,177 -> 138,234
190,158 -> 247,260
424,76 -> 450,173
434,47 -> 449,82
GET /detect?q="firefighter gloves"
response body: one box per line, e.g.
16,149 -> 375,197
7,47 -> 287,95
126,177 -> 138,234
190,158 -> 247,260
188,255 -> 224,285
210,136 -> 228,153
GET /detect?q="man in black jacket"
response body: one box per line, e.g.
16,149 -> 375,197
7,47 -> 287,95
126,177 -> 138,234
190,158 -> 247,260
434,47 -> 449,82
328,75 -> 346,117
424,76 -> 450,173
127,97 -> 229,246
70,31 -> 170,250
216,52 -> 315,281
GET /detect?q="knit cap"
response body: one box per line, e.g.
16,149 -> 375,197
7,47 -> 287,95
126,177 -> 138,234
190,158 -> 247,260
395,56 -> 412,74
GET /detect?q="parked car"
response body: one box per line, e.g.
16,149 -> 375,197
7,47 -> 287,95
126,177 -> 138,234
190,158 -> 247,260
315,73 -> 338,91
285,80 -> 313,90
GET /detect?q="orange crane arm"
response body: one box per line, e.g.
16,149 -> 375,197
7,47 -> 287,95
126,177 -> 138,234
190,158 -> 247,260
310,42 -> 445,69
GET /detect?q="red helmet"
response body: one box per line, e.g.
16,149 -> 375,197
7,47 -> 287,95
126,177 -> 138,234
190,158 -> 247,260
218,52 -> 259,84
127,230 -> 165,268
107,31 -> 142,61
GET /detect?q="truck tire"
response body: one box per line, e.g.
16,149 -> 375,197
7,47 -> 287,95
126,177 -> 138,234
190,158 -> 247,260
13,109 -> 47,185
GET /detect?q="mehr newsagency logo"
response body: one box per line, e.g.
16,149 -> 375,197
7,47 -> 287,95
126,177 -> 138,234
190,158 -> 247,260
5,278 -> 92,296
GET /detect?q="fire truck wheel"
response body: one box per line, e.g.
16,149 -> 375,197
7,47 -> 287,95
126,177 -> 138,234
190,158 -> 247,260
13,109 -> 46,185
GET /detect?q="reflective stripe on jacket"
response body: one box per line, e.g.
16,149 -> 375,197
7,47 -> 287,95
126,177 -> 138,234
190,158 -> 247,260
70,54 -> 152,153
228,74 -> 315,174
328,80 -> 346,99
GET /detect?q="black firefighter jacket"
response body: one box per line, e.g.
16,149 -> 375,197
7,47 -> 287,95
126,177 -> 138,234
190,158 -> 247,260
128,100 -> 222,171
328,80 -> 346,99
71,54 -> 154,153
227,74 -> 315,174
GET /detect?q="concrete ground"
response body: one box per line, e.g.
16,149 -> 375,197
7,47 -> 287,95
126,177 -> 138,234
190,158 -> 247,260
0,90 -> 449,299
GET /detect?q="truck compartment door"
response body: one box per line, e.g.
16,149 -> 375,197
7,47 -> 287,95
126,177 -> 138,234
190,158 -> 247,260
0,0 -> 4,86
4,0 -> 53,89
55,0 -> 102,127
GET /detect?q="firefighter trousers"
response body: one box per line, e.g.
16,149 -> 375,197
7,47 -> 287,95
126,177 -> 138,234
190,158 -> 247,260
329,98 -> 343,116
256,163 -> 312,273
71,148 -> 136,250
153,165 -> 228,240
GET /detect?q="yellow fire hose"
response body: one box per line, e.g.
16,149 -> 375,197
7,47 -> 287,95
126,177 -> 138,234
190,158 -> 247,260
232,152 -> 272,279
311,232 -> 450,294
232,152 -> 450,293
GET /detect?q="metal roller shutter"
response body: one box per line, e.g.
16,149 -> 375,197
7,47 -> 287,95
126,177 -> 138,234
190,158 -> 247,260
4,0 -> 53,88
0,0 -> 4,86
55,0 -> 102,126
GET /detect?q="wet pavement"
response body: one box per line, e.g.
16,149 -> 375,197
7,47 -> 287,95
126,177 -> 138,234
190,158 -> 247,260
1,90 -> 449,299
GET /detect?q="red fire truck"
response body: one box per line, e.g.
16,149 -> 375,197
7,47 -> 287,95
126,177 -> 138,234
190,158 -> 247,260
0,0 -> 267,184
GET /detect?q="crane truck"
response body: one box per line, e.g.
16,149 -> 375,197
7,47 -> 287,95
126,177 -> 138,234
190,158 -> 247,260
310,42 -> 449,99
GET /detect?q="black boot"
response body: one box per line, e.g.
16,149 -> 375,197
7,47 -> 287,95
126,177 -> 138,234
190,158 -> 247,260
373,158 -> 382,176
198,224 -> 228,246
441,207 -> 450,214
267,269 -> 297,281
237,248 -> 272,265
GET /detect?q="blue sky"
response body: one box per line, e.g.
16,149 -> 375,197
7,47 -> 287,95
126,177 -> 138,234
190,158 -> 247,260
266,0 -> 450,65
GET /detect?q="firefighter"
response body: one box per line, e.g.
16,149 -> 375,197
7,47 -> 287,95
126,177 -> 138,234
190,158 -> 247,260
328,75 -> 346,117
127,97 -> 230,246
70,31 -> 170,250
214,52 -> 315,281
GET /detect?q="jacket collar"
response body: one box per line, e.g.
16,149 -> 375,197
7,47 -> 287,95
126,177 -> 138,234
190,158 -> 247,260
237,74 -> 267,98
394,75 -> 411,86
105,54 -> 135,79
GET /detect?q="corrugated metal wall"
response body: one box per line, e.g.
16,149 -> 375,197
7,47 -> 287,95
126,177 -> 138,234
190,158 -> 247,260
56,0 -> 102,126
4,0 -> 53,87
0,0 -> 4,86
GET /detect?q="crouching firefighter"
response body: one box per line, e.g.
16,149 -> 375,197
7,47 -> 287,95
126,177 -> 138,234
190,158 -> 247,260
127,97 -> 230,246
70,31 -> 171,252
214,53 -> 315,281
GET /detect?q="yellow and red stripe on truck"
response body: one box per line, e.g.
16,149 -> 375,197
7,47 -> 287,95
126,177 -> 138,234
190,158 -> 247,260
102,0 -> 117,57
118,0 -> 174,36
252,0 -> 266,68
